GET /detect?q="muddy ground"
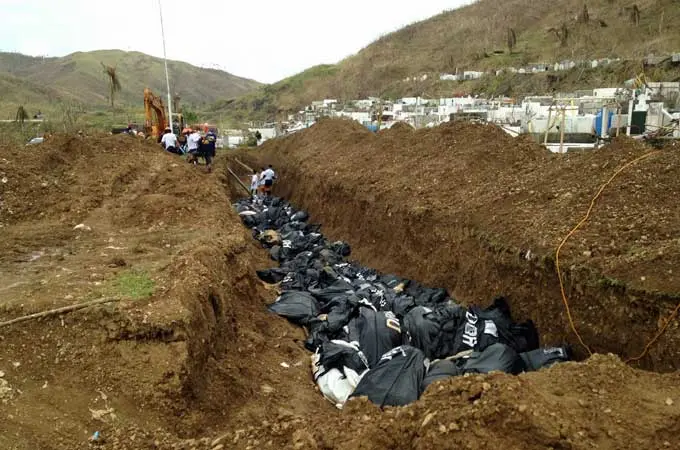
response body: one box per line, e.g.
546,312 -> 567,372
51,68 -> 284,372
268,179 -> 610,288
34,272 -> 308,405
0,129 -> 678,449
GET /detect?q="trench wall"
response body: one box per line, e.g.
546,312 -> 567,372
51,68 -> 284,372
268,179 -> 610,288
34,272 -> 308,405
233,154 -> 680,372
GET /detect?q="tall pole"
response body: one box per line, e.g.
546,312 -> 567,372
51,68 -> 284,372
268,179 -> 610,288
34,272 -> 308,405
559,106 -> 566,154
544,105 -> 552,145
158,0 -> 173,132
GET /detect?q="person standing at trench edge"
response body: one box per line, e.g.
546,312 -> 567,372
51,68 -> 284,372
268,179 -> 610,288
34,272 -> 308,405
199,128 -> 217,173
250,169 -> 259,198
261,165 -> 276,197
257,167 -> 266,196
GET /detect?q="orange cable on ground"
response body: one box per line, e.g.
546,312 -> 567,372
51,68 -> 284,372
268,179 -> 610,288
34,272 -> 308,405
555,150 -> 661,358
625,302 -> 680,363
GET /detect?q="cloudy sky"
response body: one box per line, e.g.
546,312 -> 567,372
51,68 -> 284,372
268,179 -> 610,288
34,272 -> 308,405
0,0 -> 472,83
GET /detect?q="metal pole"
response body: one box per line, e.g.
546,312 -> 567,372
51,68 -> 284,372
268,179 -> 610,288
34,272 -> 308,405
158,0 -> 173,132
544,105 -> 552,145
559,106 -> 566,154
626,99 -> 634,136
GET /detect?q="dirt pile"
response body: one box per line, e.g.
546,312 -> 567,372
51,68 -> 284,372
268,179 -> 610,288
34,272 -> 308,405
378,121 -> 414,137
240,119 -> 680,371
0,134 -> 331,449
0,128 -> 678,449
199,354 -> 680,450
0,134 -> 224,226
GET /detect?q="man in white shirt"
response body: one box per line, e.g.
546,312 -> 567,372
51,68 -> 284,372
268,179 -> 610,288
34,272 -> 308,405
186,129 -> 202,164
160,127 -> 180,154
261,165 -> 276,196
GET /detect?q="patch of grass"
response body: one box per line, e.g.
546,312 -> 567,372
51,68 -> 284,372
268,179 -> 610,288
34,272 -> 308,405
111,269 -> 155,300
597,276 -> 627,290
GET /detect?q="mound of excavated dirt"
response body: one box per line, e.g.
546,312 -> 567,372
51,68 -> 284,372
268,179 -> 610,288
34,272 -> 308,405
378,121 -> 415,137
0,134 -> 332,449
195,354 -> 680,450
241,119 -> 680,371
0,134 -> 223,227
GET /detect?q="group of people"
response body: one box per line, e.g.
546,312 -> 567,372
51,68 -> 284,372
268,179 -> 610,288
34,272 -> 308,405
160,126 -> 217,173
250,165 -> 277,198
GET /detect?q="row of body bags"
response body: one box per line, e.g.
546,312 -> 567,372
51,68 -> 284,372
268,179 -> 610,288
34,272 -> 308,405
235,197 -> 571,409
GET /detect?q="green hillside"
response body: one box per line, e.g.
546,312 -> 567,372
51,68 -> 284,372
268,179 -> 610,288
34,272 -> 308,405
213,0 -> 680,121
0,50 -> 261,118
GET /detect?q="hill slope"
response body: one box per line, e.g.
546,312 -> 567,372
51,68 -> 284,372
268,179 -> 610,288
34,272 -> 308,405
0,50 -> 261,115
213,0 -> 680,120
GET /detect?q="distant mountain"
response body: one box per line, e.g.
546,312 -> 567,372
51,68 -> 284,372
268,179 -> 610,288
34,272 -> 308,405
212,0 -> 680,121
0,49 -> 261,116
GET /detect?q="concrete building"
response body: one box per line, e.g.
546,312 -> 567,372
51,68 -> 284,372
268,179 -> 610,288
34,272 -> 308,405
248,127 -> 277,143
336,111 -> 371,123
353,99 -> 374,109
593,88 -> 620,98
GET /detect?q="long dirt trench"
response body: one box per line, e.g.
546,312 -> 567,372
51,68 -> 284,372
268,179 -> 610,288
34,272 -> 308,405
232,120 -> 680,372
218,119 -> 680,446
0,130 -> 678,449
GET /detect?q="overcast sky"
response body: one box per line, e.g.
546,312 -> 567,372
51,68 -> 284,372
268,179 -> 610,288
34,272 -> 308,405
0,0 -> 472,83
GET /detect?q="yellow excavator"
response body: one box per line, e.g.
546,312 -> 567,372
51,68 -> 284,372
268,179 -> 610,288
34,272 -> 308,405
144,88 -> 189,139
144,88 -> 169,139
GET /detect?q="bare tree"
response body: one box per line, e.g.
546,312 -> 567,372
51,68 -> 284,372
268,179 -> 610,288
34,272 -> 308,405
101,63 -> 122,109
15,105 -> 29,132
173,94 -> 182,114
579,4 -> 590,24
60,102 -> 85,132
548,23 -> 570,47
507,28 -> 517,53
560,23 -> 569,47
15,105 -> 29,122
631,4 -> 640,26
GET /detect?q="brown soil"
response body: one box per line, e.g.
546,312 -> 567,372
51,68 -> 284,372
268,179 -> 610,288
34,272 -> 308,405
0,135 -> 331,449
240,119 -> 680,371
195,354 -> 680,450
377,121 -> 414,137
1,129 -> 679,450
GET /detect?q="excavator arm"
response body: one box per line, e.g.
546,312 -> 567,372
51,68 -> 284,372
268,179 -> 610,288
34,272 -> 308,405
144,88 -> 168,138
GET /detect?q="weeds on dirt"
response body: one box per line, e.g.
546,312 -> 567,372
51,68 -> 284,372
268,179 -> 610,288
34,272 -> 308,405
111,270 -> 155,299
598,276 -> 627,290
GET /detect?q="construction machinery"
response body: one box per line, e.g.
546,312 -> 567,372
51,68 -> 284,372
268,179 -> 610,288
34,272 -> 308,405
144,88 -> 168,139
145,88 -> 221,140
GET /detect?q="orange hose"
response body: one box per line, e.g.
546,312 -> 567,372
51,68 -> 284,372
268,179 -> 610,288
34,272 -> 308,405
625,301 -> 680,364
555,151 -> 661,357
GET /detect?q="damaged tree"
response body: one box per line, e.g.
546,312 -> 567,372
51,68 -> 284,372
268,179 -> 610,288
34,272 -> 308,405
101,63 -> 122,109
15,105 -> 29,132
630,4 -> 641,26
507,27 -> 517,53
548,23 -> 570,47
579,3 -> 590,24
